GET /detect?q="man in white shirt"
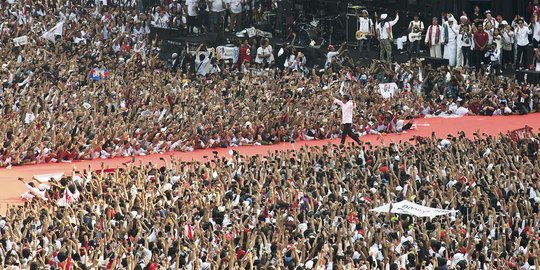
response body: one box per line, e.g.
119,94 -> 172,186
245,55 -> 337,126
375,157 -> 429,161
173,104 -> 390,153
325,43 -> 346,68
483,10 -> 498,29
185,0 -> 199,33
407,13 -> 424,59
501,21 -> 515,70
328,93 -> 362,145
208,0 -> 225,32
227,0 -> 243,31
255,39 -> 274,66
357,10 -> 374,59
485,44 -> 501,74
530,14 -> 540,48
194,44 -> 211,75
425,17 -> 443,58
376,12 -> 399,63
515,18 -> 531,69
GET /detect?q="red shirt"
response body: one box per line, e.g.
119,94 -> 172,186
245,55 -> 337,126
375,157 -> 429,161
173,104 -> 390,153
239,44 -> 252,64
473,31 -> 489,51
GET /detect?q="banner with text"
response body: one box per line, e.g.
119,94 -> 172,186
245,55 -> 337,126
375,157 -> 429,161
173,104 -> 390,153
379,82 -> 398,99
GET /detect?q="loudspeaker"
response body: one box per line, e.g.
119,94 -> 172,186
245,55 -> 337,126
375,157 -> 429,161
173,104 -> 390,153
516,70 -> 540,84
421,57 -> 449,69
151,27 -> 219,46
346,14 -> 358,46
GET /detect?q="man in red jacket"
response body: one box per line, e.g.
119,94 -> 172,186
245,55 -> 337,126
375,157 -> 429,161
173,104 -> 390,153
473,23 -> 489,69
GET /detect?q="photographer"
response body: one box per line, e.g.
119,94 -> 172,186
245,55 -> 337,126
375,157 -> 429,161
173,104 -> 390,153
514,85 -> 532,114
484,44 -> 501,76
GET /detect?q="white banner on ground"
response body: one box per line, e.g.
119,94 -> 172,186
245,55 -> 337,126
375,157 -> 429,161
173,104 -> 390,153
379,82 -> 398,99
33,172 -> 65,183
370,200 -> 457,217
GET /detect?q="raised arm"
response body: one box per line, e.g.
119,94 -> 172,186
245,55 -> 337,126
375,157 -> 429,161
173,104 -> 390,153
333,98 -> 344,107
389,13 -> 399,26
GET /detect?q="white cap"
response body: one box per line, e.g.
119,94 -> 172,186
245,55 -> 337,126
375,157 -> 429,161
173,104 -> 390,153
396,186 -> 403,191
501,20 -> 508,25
380,14 -> 388,20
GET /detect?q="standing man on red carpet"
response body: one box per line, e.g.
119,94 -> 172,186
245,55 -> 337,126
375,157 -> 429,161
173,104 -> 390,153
328,92 -> 362,145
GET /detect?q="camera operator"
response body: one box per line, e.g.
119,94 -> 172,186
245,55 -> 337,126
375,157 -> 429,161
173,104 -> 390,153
484,44 -> 501,75
514,84 -> 532,114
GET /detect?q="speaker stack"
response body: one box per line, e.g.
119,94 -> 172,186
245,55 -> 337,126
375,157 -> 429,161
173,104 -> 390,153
346,5 -> 362,48
421,57 -> 450,69
516,70 -> 540,84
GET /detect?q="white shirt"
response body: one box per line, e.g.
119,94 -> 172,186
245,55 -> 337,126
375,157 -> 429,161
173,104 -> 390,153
515,24 -> 532,46
325,51 -> 339,67
255,45 -> 274,63
409,20 -> 424,33
376,15 -> 399,40
425,24 -> 443,45
460,31 -> 472,47
483,49 -> 499,63
483,17 -> 498,28
186,0 -> 198,16
195,56 -> 211,76
358,17 -> 373,34
334,98 -> 355,124
209,0 -> 225,12
228,0 -> 242,14
502,30 -> 515,50
532,21 -> 540,41
452,252 -> 468,267
445,23 -> 459,44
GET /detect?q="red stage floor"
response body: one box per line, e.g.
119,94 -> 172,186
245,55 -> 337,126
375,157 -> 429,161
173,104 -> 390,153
1,114 -> 539,205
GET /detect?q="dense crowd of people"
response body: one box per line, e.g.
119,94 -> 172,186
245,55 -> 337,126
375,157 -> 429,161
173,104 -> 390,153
6,132 -> 540,269
1,0 -> 540,269
1,0 -> 539,167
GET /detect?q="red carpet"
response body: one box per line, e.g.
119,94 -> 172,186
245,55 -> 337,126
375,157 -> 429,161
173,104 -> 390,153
0,114 -> 538,205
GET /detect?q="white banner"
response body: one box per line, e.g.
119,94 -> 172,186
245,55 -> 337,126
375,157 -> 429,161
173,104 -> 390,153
246,27 -> 256,38
41,21 -> 64,42
379,82 -> 398,99
13,35 -> 28,46
370,200 -> 457,217
33,172 -> 65,183
216,46 -> 239,63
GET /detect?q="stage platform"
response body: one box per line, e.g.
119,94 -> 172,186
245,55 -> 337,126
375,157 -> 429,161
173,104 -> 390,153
0,114 -> 538,208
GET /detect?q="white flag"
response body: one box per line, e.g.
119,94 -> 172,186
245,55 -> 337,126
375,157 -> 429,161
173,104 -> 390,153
41,21 -> 64,42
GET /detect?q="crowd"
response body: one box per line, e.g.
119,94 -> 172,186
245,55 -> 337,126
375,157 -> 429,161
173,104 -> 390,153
402,1 -> 540,72
5,132 -> 540,269
0,0 -> 539,167
1,0 -> 540,269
